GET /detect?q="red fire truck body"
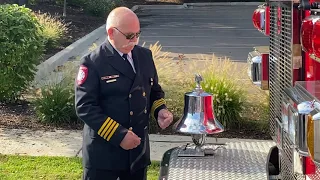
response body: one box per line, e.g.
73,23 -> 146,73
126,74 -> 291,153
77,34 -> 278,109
251,0 -> 320,179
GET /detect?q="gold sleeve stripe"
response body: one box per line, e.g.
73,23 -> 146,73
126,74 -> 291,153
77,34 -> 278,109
101,119 -> 114,137
151,98 -> 165,112
98,117 -> 111,135
107,123 -> 119,141
100,119 -> 114,137
152,98 -> 165,109
103,120 -> 116,139
151,98 -> 166,120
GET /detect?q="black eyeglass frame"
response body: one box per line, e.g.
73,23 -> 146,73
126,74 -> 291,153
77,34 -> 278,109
113,27 -> 141,40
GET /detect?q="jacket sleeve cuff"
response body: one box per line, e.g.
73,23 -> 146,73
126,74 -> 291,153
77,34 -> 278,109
97,117 -> 128,146
150,98 -> 167,121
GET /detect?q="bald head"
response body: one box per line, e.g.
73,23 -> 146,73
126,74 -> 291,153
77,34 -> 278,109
106,7 -> 140,54
106,7 -> 139,31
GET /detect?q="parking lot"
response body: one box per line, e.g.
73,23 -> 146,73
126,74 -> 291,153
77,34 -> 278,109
137,4 -> 269,61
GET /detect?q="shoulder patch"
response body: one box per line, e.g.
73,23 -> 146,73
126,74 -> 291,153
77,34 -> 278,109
77,65 -> 88,85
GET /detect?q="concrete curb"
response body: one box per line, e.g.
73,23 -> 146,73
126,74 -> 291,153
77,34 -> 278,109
40,25 -> 104,68
131,5 -> 140,12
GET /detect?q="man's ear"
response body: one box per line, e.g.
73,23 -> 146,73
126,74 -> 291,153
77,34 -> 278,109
107,28 -> 114,40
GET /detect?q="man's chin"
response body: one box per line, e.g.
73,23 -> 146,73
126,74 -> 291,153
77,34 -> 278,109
124,46 -> 134,52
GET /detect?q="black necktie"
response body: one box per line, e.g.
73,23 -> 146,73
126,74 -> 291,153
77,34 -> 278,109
122,54 -> 128,60
123,54 -> 134,72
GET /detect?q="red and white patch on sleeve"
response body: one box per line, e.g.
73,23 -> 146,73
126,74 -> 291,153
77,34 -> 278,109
77,65 -> 88,85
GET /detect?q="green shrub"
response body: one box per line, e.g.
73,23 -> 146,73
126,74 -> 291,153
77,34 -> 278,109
84,0 -> 124,17
0,4 -> 44,103
34,11 -> 69,50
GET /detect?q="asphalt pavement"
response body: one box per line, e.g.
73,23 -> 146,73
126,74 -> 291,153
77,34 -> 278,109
137,4 -> 269,61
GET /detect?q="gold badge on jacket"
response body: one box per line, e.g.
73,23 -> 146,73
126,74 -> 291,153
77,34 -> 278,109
101,74 -> 119,83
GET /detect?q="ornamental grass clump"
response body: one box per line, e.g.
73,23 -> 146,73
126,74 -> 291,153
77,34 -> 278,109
34,11 -> 69,50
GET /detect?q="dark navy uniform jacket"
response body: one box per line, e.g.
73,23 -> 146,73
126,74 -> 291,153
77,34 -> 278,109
75,40 -> 167,172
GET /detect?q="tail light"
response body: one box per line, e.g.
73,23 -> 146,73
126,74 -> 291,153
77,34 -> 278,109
252,4 -> 269,36
312,19 -> 320,58
300,3 -> 320,62
301,15 -> 320,54
252,8 -> 262,30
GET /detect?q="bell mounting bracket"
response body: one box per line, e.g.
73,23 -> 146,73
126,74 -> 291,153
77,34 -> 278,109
177,142 -> 227,157
176,134 -> 227,157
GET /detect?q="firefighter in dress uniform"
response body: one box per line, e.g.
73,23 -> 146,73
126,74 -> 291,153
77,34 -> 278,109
75,6 -> 174,180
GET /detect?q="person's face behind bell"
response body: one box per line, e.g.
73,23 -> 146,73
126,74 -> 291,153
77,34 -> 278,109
111,16 -> 140,54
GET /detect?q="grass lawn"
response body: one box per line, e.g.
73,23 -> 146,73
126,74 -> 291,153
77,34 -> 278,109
0,154 -> 160,180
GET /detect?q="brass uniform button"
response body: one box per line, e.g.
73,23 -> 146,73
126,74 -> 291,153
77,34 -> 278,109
144,109 -> 147,114
129,94 -> 132,98
130,111 -> 133,115
142,92 -> 146,96
129,127 -> 133,131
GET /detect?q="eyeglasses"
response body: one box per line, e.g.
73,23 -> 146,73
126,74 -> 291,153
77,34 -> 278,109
113,27 -> 141,40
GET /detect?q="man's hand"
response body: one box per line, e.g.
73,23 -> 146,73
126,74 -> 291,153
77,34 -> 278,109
158,109 -> 173,129
120,130 -> 141,150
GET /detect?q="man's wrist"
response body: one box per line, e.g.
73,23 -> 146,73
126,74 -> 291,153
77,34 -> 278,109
151,98 -> 166,121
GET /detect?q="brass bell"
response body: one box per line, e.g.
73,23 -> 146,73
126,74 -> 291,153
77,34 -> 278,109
174,74 -> 224,135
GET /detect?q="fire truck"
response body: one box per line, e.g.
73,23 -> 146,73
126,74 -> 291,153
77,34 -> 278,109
250,0 -> 320,179
157,0 -> 320,179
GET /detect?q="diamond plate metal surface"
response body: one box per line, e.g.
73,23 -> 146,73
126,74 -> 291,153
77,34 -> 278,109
164,141 -> 275,180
